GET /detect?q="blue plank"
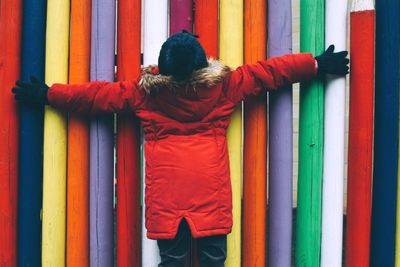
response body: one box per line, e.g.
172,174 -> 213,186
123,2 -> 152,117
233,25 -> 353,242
17,0 -> 47,266
370,0 -> 400,266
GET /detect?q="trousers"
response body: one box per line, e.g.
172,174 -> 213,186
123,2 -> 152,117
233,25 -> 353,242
157,220 -> 227,267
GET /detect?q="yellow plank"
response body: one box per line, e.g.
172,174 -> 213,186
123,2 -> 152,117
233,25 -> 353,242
42,0 -> 70,265
219,1 -> 243,266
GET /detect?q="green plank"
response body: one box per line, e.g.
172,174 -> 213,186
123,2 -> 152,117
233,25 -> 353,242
295,0 -> 325,266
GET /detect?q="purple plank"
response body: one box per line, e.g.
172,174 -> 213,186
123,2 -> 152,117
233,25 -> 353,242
90,0 -> 115,266
267,0 -> 293,266
170,0 -> 193,34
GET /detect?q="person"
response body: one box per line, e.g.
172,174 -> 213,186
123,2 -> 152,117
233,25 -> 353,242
12,31 -> 349,267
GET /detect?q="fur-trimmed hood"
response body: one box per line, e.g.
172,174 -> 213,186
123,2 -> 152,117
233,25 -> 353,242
139,59 -> 232,122
139,59 -> 231,93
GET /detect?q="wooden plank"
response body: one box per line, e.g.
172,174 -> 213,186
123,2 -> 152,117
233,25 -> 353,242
243,0 -> 267,266
67,0 -> 91,265
220,0 -> 243,266
194,0 -> 218,58
170,0 -> 193,34
142,1 -> 168,266
345,1 -> 375,266
42,0 -> 70,265
320,1 -> 348,266
371,0 -> 400,265
116,0 -> 142,265
267,0 -> 293,265
0,0 -> 21,265
89,0 -> 116,266
295,0 -> 324,265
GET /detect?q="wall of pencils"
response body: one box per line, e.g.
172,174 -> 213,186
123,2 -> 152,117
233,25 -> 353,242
0,0 -> 399,266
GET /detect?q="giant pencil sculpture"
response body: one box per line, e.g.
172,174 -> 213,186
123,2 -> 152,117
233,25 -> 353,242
116,0 -> 142,266
142,1 -> 168,266
267,0 -> 293,266
243,0 -> 267,266
18,0 -> 45,265
321,0 -> 347,266
345,1 -> 375,266
42,0 -> 70,265
295,0 -> 324,265
371,0 -> 400,265
0,0 -> 21,266
220,1 -> 243,266
89,0 -> 115,266
67,0 -> 91,266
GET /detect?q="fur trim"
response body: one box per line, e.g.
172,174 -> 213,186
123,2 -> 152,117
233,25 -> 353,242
139,59 -> 231,93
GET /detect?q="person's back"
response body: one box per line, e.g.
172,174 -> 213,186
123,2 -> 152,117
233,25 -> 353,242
12,30 -> 349,267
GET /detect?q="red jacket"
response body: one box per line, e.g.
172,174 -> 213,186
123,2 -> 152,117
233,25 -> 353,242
48,53 -> 317,239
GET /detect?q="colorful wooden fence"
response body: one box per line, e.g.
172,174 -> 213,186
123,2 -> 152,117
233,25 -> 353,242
1,0 -> 400,266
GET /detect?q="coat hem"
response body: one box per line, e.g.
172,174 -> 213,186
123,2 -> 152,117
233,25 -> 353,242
146,227 -> 232,240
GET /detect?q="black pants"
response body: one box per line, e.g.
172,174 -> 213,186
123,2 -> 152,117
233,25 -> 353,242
157,220 -> 227,267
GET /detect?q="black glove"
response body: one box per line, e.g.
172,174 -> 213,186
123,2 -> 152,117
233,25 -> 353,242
12,76 -> 49,106
315,44 -> 349,76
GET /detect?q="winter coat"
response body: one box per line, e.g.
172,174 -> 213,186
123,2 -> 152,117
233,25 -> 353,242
47,53 -> 317,239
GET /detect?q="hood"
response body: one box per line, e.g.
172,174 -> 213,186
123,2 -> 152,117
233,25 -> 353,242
139,59 -> 231,122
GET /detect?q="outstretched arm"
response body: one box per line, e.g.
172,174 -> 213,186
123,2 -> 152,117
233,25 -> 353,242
12,77 -> 145,116
223,45 -> 349,104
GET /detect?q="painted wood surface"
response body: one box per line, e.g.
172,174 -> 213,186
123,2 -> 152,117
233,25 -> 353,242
42,0 -> 70,265
345,1 -> 375,267
17,0 -> 45,265
116,0 -> 142,266
320,1 -> 348,266
371,0 -> 400,265
170,0 -> 192,34
89,0 -> 116,266
192,2 -> 219,265
142,1 -> 168,266
267,0 -> 293,266
243,0 -> 267,266
67,0 -> 91,266
220,1 -> 243,266
0,0 -> 21,266
295,0 -> 325,265
194,0 -> 218,58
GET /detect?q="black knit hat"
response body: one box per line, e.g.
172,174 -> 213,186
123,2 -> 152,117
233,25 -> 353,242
158,30 -> 208,80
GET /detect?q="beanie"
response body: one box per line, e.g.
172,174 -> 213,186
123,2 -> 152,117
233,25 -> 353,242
158,30 -> 208,80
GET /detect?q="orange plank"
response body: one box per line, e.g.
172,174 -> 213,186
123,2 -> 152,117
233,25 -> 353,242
243,0 -> 267,266
67,0 -> 91,266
